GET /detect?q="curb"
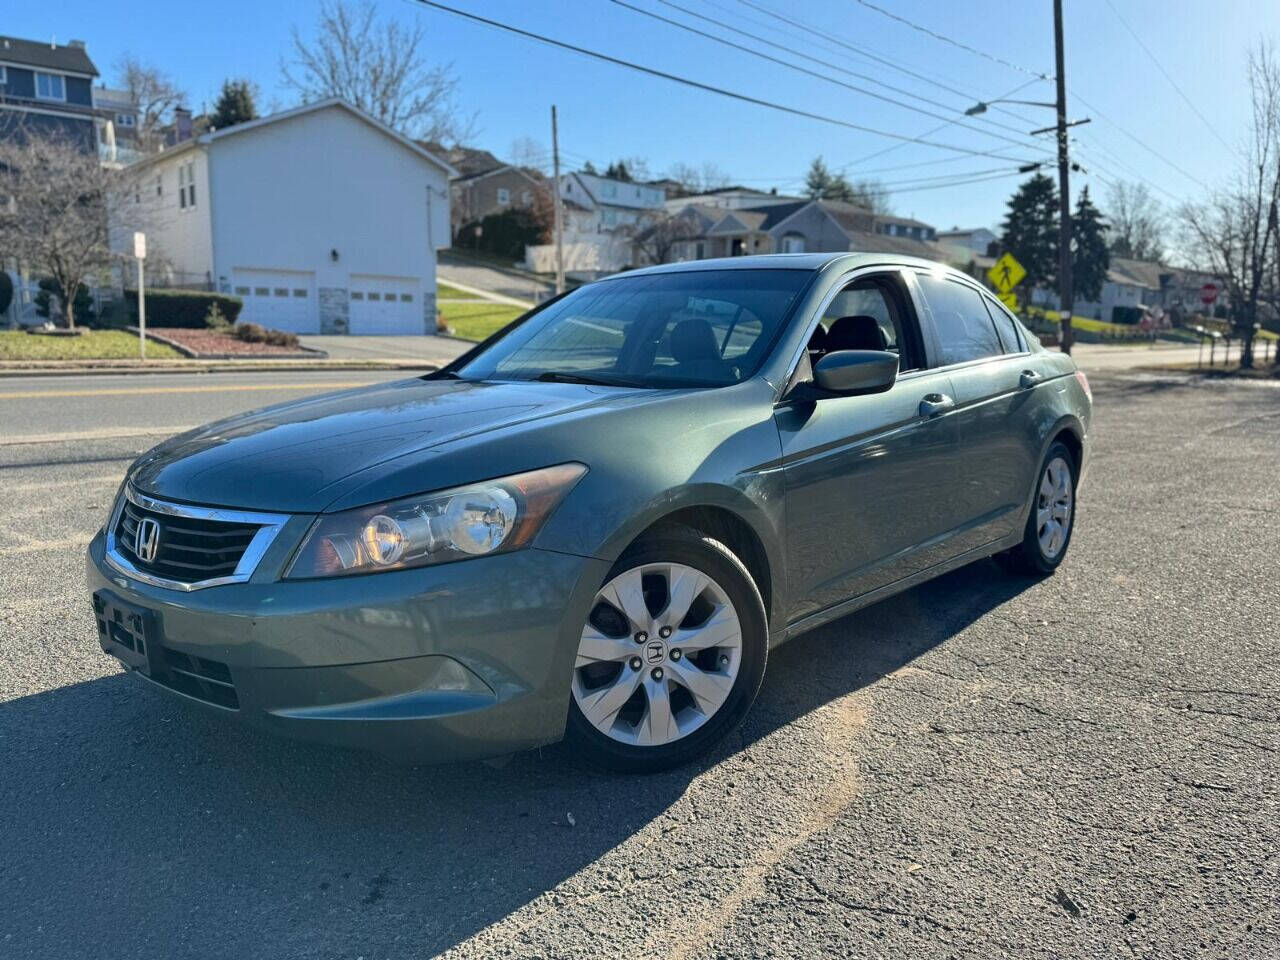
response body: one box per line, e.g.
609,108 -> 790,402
129,326 -> 329,361
0,359 -> 440,377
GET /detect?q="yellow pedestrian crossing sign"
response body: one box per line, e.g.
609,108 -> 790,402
997,290 -> 1020,312
987,252 -> 1026,294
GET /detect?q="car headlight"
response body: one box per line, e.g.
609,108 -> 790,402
285,463 -> 587,579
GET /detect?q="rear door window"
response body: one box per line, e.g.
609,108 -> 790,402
916,274 -> 1003,366
982,295 -> 1025,353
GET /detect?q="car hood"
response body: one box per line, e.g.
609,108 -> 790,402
129,377 -> 655,513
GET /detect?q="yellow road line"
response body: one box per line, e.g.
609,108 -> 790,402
0,381 -> 377,400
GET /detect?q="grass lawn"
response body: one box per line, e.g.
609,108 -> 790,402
436,281 -> 476,299
439,302 -> 525,341
0,329 -> 184,360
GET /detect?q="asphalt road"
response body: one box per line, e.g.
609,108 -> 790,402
1,369 -> 1277,959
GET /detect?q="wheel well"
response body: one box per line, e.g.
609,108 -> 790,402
637,505 -> 772,622
1052,427 -> 1083,474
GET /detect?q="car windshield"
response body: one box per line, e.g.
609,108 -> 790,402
454,269 -> 812,388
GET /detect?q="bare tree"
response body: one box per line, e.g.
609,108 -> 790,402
1178,43 -> 1280,369
115,55 -> 186,153
667,161 -> 732,195
509,136 -> 549,174
1106,181 -> 1167,261
0,131 -> 137,328
632,211 -> 703,265
281,0 -> 474,142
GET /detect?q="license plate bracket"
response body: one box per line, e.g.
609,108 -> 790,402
92,591 -> 161,675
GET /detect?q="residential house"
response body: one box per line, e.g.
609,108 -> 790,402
1073,257 -> 1228,323
662,186 -> 802,214
872,213 -> 937,243
658,198 -> 940,263
936,227 -> 998,256
0,35 -> 99,153
92,84 -> 145,165
559,171 -> 666,233
450,164 -> 545,233
110,98 -> 455,336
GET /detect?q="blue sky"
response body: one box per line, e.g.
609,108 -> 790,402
19,0 -> 1278,231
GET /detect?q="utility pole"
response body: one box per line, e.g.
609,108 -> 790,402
551,105 -> 565,296
1053,0 -> 1073,354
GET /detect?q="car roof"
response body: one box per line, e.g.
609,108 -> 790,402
614,252 -> 951,278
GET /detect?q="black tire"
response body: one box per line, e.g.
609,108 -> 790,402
997,440 -> 1078,576
566,524 -> 768,773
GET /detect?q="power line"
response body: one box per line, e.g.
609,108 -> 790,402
641,0 -> 1046,145
410,0 -> 1043,164
731,0 -> 1051,129
843,78 -> 1049,171
850,0 -> 1050,79
1070,91 -> 1210,191
1101,0 -> 1234,154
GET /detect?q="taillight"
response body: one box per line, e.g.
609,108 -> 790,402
1074,370 -> 1092,402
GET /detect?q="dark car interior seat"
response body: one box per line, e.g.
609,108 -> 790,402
669,317 -> 733,382
824,315 -> 888,353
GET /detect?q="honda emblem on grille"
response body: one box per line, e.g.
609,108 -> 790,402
135,517 -> 161,563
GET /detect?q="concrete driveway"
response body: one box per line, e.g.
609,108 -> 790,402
300,334 -> 471,363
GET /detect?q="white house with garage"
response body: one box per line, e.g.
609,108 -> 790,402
110,98 -> 455,335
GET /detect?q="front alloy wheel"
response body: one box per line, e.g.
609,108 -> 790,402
567,526 -> 767,771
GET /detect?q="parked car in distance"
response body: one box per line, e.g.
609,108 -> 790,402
87,253 -> 1092,772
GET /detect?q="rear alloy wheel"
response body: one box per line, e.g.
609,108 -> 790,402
567,527 -> 766,772
998,440 -> 1077,576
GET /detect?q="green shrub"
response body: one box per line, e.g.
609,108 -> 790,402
35,278 -> 95,326
205,302 -> 231,331
456,208 -> 543,259
123,289 -> 243,327
234,322 -> 299,349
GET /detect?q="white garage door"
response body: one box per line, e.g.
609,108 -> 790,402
231,269 -> 317,334
349,275 -> 422,335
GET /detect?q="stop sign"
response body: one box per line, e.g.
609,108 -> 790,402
1200,282 -> 1219,304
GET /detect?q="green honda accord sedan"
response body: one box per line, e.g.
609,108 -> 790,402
87,253 -> 1091,772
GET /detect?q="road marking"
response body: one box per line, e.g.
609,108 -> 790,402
0,381 -> 377,400
0,426 -> 198,446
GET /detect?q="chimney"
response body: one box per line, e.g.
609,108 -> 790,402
68,39 -> 86,48
174,107 -> 193,143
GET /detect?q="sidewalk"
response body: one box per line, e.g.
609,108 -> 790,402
298,335 -> 471,363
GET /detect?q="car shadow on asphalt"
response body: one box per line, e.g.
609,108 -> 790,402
0,560 -> 1031,958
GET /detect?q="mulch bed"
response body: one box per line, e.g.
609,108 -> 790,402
143,327 -> 324,358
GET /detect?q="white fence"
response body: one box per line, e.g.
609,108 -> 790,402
3,272 -> 119,328
524,237 -> 634,276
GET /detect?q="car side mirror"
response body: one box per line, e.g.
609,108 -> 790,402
812,349 -> 899,395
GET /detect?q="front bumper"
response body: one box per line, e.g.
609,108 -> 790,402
87,530 -> 609,764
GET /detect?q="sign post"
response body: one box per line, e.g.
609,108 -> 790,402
133,232 -> 147,360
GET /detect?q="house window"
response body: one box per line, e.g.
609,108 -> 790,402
603,183 -> 617,198
274,288 -> 288,297
399,293 -> 413,302
0,66 -> 7,85
35,72 -> 66,101
521,190 -> 531,205
368,292 -> 381,301
351,291 -> 364,300
293,289 -> 307,298
497,188 -> 510,206
781,234 -> 805,253
254,287 -> 269,296
116,113 -> 135,128
234,286 -> 250,295
177,161 -> 196,209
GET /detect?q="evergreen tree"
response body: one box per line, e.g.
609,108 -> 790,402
209,79 -> 257,129
804,156 -> 834,199
604,160 -> 632,182
1071,186 -> 1110,303
1000,173 -> 1059,291
581,160 -> 599,175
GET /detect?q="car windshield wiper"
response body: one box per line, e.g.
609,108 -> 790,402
532,371 -> 641,387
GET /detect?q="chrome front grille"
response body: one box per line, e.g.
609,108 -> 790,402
105,487 -> 289,591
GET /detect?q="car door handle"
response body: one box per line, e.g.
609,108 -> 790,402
1019,369 -> 1043,388
918,393 -> 955,417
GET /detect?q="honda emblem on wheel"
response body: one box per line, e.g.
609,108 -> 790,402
645,640 -> 665,664
134,518 -> 161,563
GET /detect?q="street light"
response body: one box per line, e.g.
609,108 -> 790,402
964,99 -> 1057,117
